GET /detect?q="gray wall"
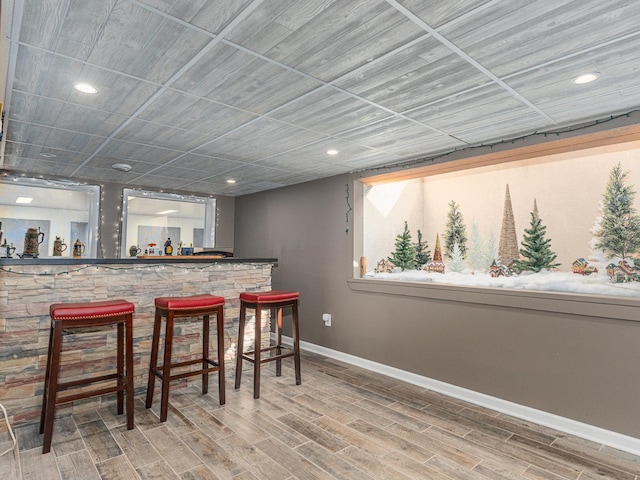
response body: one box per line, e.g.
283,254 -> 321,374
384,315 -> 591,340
234,173 -> 640,439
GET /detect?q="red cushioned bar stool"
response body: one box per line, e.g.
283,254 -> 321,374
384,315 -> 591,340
146,294 -> 225,422
40,299 -> 135,454
235,290 -> 301,398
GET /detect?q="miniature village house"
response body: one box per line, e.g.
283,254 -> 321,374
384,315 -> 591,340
424,234 -> 445,274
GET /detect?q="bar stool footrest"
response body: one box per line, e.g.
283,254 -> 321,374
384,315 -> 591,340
241,347 -> 296,365
57,384 -> 126,405
151,358 -> 222,382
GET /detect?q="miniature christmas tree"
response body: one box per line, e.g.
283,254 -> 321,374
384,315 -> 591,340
515,207 -> 560,273
388,221 -> 417,271
498,184 -> 519,265
467,220 -> 485,273
594,163 -> 640,259
444,200 -> 467,259
482,231 -> 499,271
447,241 -> 467,273
414,229 -> 431,266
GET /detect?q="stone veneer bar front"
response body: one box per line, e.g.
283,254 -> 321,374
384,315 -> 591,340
0,257 -> 276,427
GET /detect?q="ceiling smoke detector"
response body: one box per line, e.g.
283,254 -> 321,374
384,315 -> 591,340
112,163 -> 132,172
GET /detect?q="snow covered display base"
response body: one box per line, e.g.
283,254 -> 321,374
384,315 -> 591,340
364,268 -> 640,298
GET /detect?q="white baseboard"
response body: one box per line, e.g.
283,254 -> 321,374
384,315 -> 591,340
277,334 -> 640,456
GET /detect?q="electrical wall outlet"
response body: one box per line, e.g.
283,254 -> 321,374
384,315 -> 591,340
322,313 -> 331,327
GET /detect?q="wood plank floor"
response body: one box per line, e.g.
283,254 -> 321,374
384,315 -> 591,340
2,351 -> 639,479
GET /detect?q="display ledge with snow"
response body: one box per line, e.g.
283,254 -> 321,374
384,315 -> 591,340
363,268 -> 640,298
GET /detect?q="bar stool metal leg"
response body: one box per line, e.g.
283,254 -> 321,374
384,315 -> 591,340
202,314 -> 210,395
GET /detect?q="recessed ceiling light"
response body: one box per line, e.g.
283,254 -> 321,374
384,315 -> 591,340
74,82 -> 99,94
572,72 -> 600,85
112,163 -> 132,172
226,179 -> 236,184
156,210 -> 179,215
327,149 -> 339,155
16,197 -> 34,204
39,152 -> 57,158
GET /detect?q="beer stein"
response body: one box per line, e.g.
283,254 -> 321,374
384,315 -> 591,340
53,237 -> 68,256
73,239 -> 85,258
129,245 -> 141,257
24,227 -> 45,257
1,242 -> 16,258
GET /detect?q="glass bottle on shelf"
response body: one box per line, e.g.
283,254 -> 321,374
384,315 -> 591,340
164,238 -> 173,256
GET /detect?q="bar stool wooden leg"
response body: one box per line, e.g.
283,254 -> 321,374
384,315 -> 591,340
292,301 -> 301,386
145,309 -> 162,409
216,305 -> 226,404
275,307 -> 282,377
202,314 -> 210,394
39,321 -> 55,436
117,322 -> 124,415
160,311 -> 174,422
253,304 -> 262,399
235,303 -> 246,390
125,315 -> 134,429
42,322 -> 63,454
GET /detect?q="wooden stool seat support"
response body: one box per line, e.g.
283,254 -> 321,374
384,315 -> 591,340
40,299 -> 135,454
235,290 -> 301,398
145,294 -> 225,422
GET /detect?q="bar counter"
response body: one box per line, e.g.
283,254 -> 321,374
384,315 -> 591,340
0,256 -> 277,426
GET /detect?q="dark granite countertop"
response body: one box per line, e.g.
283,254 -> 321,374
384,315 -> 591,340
0,256 -> 278,266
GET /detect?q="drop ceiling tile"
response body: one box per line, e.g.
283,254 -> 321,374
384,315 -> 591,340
140,0 -> 257,36
268,87 -> 392,135
86,1 -> 213,84
13,46 -> 162,116
9,92 -> 125,138
4,142 -> 89,165
19,0 -> 118,61
171,42 -> 321,114
7,121 -> 107,154
335,117 -> 463,157
233,0 -> 425,82
2,156 -> 81,178
223,118 -> 329,151
405,84 -> 550,144
440,0 -> 640,77
397,0 -> 496,29
333,36 -> 491,113
137,90 -> 258,136
124,173 -> 195,190
97,139 -> 183,164
113,119 -> 216,151
193,137 -> 279,163
505,40 -> 640,124
83,157 -> 154,174
168,154 -> 245,174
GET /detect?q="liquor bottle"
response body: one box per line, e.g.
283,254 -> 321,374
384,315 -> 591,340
164,238 -> 173,256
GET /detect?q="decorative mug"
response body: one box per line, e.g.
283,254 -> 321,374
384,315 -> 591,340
24,227 -> 45,256
73,239 -> 85,258
53,237 -> 68,256
129,245 -> 141,257
2,243 -> 16,258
